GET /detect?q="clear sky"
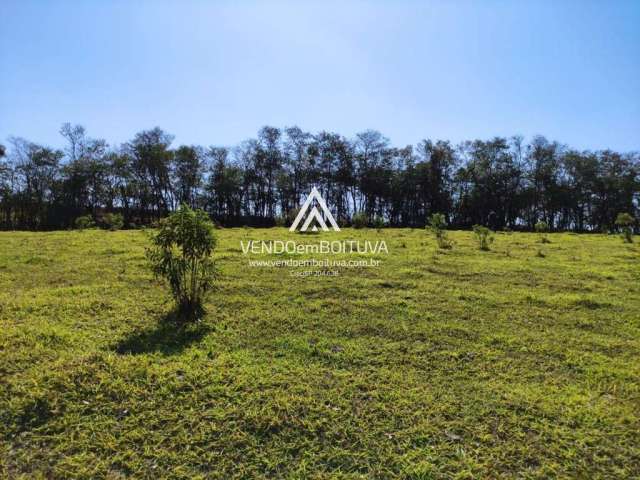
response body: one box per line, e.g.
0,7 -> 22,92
1,0 -> 639,151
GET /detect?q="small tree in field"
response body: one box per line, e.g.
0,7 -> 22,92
615,213 -> 635,243
74,214 -> 95,230
428,213 -> 451,249
102,212 -> 124,231
147,205 -> 217,322
535,220 -> 551,243
352,212 -> 368,229
473,225 -> 494,251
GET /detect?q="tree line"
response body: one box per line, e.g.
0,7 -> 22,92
0,123 -> 637,231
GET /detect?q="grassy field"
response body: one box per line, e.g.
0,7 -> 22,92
1,228 -> 639,479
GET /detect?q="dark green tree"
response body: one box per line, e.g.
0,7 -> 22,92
147,205 -> 217,322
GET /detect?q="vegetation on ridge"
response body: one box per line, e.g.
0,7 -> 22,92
1,124 -> 638,232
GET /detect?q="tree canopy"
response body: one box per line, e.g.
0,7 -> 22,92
0,125 -> 637,231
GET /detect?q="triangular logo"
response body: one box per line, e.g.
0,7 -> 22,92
289,187 -> 340,232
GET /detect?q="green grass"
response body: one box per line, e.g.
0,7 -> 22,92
1,228 -> 639,479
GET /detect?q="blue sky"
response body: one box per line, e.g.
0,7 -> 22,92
1,0 -> 639,151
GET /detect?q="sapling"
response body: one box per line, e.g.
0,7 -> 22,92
102,212 -> 124,231
473,225 -> 494,251
427,213 -> 451,249
535,220 -> 551,243
147,204 -> 217,322
352,212 -> 368,229
615,213 -> 635,243
74,214 -> 95,230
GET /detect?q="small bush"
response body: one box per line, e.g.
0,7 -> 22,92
427,213 -> 451,249
146,205 -> 217,322
615,213 -> 635,243
535,220 -> 551,243
74,214 -> 95,230
352,212 -> 368,229
274,215 -> 286,227
473,225 -> 494,251
101,213 -> 124,231
372,216 -> 385,230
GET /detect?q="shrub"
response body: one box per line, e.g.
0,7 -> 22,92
146,205 -> 217,322
274,215 -> 286,227
473,225 -> 494,251
535,220 -> 551,243
74,214 -> 95,230
102,212 -> 124,231
352,212 -> 368,229
615,213 -> 635,243
372,216 -> 385,230
427,213 -> 451,249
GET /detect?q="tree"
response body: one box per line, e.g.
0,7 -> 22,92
59,124 -> 109,221
615,213 -> 635,243
416,140 -> 456,221
428,213 -> 451,249
147,205 -> 217,322
0,144 -> 14,228
256,126 -> 283,219
312,131 -> 352,223
456,138 -> 523,230
561,150 -> 599,231
592,152 -> 638,231
354,130 -> 390,219
473,225 -> 494,251
173,145 -> 204,209
9,137 -> 63,229
127,128 -> 174,221
0,125 -> 638,232
206,147 -> 244,224
524,136 -> 563,229
283,126 -> 314,214
74,214 -> 95,230
101,212 -> 124,231
535,220 -> 550,243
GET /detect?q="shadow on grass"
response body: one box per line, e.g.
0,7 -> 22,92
114,313 -> 211,355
